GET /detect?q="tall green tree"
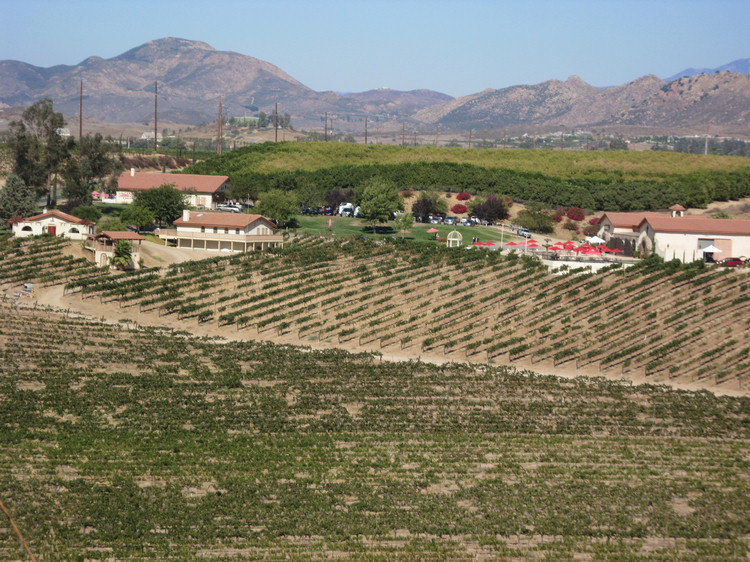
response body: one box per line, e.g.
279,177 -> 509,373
0,174 -> 38,224
7,99 -> 70,205
121,205 -> 155,229
61,133 -> 123,205
256,189 -> 299,226
134,184 -> 188,225
357,179 -> 403,231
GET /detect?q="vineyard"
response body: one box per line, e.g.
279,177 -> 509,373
1,235 -> 750,560
1,299 -> 749,561
36,235 -> 750,392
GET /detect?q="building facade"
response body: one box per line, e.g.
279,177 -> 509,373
114,170 -> 230,209
157,210 -> 283,253
11,210 -> 95,240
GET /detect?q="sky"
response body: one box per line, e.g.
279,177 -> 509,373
1,0 -> 749,98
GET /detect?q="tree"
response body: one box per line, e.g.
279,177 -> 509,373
411,191 -> 448,218
471,196 -> 509,224
393,212 -> 414,237
70,205 -> 102,223
357,178 -> 402,231
121,205 -> 155,229
97,218 -> 128,232
0,174 -> 38,224
256,189 -> 299,227
111,240 -> 133,270
134,184 -> 188,225
258,112 -> 268,128
7,99 -> 70,205
515,204 -> 554,234
229,174 -> 261,205
61,134 -> 123,205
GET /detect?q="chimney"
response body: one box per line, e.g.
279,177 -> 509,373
130,168 -> 135,177
182,209 -> 190,222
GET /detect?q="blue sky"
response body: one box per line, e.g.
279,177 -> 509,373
1,0 -> 748,97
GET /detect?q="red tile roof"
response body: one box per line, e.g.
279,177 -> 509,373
22,210 -> 87,224
639,216 -> 750,235
117,172 -> 229,194
173,211 -> 276,229
599,212 -> 666,230
95,231 -> 145,241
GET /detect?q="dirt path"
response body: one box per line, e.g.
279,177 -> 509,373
30,283 -> 747,397
139,239 -> 226,267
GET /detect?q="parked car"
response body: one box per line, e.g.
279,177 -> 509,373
217,204 -> 241,213
719,257 -> 744,267
517,227 -> 532,238
444,216 -> 456,225
460,218 -> 474,227
429,217 -> 443,224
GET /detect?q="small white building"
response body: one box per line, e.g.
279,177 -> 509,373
157,210 -> 283,253
11,210 -> 95,239
85,231 -> 145,269
115,170 -> 230,209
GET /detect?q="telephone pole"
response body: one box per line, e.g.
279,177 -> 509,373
79,80 -> 83,141
324,112 -> 328,141
217,96 -> 223,155
402,122 -> 405,147
364,117 -> 368,144
275,102 -> 278,142
154,81 -> 158,151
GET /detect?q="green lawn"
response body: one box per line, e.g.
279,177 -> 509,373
294,215 -> 525,246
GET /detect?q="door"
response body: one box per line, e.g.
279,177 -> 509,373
48,225 -> 57,236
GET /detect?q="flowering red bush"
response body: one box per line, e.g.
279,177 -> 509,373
401,190 -> 414,199
563,220 -> 579,232
504,197 -> 514,208
456,192 -> 471,201
451,204 -> 468,214
589,217 -> 600,225
566,207 -> 585,221
583,224 -> 599,237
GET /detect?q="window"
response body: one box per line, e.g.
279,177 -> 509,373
225,228 -> 229,234
201,226 -> 205,233
213,227 -> 218,233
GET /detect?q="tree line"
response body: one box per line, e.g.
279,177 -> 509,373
187,150 -> 750,213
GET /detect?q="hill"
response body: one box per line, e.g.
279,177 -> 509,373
1,38 -> 749,135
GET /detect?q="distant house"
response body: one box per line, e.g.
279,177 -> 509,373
115,170 -> 230,209
157,209 -> 283,253
598,206 -> 750,262
85,231 -> 145,269
11,210 -> 94,240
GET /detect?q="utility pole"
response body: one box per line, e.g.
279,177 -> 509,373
324,112 -> 328,141
79,80 -> 83,141
402,122 -> 405,147
364,117 -> 368,144
275,102 -> 278,142
154,81 -> 158,151
217,96 -> 222,155
468,129 -> 472,149
704,125 -> 710,155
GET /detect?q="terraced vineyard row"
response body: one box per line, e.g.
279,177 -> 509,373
1,302 -> 749,561
58,236 -> 750,391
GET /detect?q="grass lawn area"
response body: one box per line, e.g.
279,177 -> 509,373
294,215 -> 528,246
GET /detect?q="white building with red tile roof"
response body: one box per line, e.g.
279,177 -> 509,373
636,215 -> 750,263
157,209 -> 283,253
115,170 -> 229,209
11,210 -> 95,239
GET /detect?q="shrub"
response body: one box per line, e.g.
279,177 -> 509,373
451,204 -> 468,214
582,224 -> 599,236
563,220 -> 579,232
566,206 -> 585,221
456,192 -> 471,201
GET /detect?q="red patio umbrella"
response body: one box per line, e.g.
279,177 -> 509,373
426,228 -> 439,233
473,241 -> 485,246
611,248 -> 624,254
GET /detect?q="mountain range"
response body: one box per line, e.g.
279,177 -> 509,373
1,37 -> 749,135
